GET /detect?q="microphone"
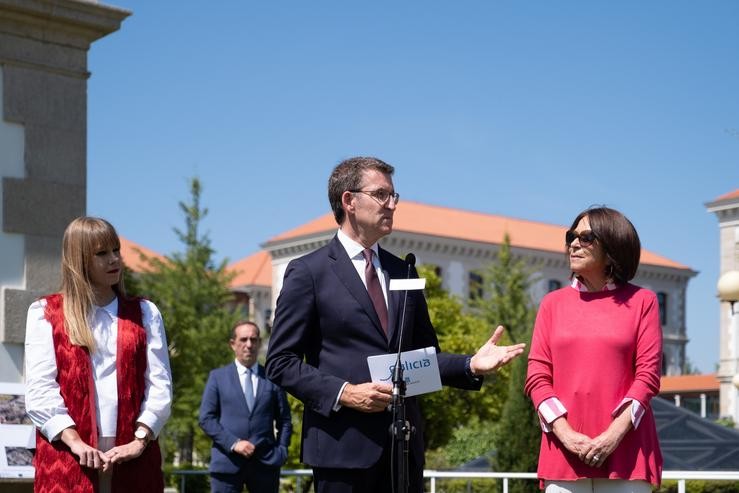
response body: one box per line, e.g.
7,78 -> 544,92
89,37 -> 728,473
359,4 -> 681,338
405,253 -> 416,268
391,252 -> 416,493
395,253 -> 416,371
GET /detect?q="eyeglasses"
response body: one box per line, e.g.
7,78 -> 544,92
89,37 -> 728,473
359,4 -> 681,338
350,189 -> 400,205
565,229 -> 597,247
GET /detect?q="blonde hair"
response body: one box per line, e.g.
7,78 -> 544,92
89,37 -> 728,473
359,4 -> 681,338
60,217 -> 126,351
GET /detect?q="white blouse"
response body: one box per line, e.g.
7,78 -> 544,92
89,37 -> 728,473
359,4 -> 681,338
24,297 -> 172,441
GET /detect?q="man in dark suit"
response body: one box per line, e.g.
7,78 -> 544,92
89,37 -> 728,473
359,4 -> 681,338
265,156 -> 526,493
200,321 -> 292,493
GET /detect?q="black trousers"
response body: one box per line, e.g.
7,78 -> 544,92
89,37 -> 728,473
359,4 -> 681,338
312,444 -> 423,493
210,462 -> 280,493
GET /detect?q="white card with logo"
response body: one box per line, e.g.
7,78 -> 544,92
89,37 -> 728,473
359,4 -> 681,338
367,346 -> 442,397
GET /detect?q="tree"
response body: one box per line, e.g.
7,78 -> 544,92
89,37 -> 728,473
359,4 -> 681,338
418,265 -> 512,454
134,178 -> 240,464
474,235 -> 540,492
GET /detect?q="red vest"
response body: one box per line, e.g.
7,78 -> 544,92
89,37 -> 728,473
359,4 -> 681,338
33,294 -> 164,493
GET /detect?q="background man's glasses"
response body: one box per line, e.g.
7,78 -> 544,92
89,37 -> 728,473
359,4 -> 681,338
350,189 -> 400,205
565,230 -> 597,247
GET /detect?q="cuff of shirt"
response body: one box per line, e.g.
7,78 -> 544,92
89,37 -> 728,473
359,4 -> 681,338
42,414 -> 76,442
136,410 -> 166,438
537,397 -> 567,432
612,398 -> 645,429
333,382 -> 349,412
465,356 -> 483,383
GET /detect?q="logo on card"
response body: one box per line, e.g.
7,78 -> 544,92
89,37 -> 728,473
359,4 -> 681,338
379,358 -> 432,381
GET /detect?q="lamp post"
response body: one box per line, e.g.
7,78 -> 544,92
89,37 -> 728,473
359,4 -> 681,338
718,270 -> 739,426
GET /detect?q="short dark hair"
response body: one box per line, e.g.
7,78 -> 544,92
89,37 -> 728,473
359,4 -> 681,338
568,206 -> 641,285
230,320 -> 261,340
328,156 -> 395,224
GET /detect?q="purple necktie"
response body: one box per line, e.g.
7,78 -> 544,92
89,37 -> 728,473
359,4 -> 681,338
363,248 -> 388,334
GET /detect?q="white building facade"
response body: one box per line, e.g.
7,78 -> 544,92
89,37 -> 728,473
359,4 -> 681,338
707,190 -> 739,422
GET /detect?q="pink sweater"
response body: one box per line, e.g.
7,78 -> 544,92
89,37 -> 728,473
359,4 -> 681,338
525,283 -> 663,486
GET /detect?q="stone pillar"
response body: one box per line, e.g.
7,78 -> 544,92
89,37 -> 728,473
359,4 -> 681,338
706,191 -> 739,423
0,0 -> 130,382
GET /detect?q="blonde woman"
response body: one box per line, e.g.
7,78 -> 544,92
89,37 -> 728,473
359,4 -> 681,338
24,217 -> 172,493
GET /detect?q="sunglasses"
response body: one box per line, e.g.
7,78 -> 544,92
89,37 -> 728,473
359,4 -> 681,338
565,229 -> 597,247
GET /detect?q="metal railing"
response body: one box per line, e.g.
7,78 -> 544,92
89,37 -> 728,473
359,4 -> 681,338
169,469 -> 739,493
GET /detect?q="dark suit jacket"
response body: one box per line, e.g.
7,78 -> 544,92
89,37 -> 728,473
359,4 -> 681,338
199,363 -> 292,473
265,235 -> 481,470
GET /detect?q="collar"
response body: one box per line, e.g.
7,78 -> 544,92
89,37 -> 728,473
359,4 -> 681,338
570,277 -> 618,292
94,297 -> 118,318
337,228 -> 379,260
234,359 -> 257,374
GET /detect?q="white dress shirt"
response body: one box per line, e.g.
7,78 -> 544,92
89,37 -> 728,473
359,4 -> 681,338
231,359 -> 259,451
234,359 -> 259,399
336,228 -> 389,307
332,230 -> 390,411
24,297 -> 173,441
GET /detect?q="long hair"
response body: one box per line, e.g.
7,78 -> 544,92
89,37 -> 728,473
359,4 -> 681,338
60,217 -> 126,351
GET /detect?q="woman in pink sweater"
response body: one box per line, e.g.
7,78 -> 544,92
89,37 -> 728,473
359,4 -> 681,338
525,207 -> 662,493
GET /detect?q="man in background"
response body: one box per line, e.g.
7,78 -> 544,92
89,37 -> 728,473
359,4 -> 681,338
200,321 -> 292,493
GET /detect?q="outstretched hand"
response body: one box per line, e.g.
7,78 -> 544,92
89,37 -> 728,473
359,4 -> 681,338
469,326 -> 526,376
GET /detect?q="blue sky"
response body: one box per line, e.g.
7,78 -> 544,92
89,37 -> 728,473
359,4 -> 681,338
87,1 -> 739,373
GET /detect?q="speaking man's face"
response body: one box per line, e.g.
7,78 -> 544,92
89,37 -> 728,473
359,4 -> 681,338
349,169 -> 397,245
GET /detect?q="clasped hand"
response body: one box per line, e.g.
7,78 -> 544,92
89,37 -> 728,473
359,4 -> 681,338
233,439 -> 256,458
62,427 -> 146,471
104,439 -> 147,466
552,413 -> 630,468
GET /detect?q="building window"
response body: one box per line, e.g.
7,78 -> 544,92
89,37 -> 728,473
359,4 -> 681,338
657,292 -> 667,326
469,272 -> 483,300
547,279 -> 562,292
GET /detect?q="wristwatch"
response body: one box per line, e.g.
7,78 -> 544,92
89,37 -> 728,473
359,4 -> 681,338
134,427 -> 151,446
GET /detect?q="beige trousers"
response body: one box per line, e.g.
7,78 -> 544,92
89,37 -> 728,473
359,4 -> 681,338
98,436 -> 116,493
544,479 -> 652,493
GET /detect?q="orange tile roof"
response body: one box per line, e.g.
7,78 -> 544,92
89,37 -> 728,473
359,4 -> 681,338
266,200 -> 691,270
660,374 -> 719,393
228,250 -> 272,288
713,189 -> 739,202
119,236 -> 165,273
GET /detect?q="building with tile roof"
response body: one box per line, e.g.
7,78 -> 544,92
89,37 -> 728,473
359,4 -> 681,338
227,250 -> 272,330
121,200 -> 698,376
660,374 -> 720,419
706,189 -> 739,423
120,236 -> 166,273
261,200 -> 696,376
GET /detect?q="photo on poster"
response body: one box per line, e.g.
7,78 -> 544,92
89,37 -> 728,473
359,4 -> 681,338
0,383 -> 34,479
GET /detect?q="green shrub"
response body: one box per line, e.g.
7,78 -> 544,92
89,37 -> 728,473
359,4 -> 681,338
656,479 -> 739,493
163,464 -> 209,493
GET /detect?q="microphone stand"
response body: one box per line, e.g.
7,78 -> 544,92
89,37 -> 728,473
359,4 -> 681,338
391,253 -> 415,493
